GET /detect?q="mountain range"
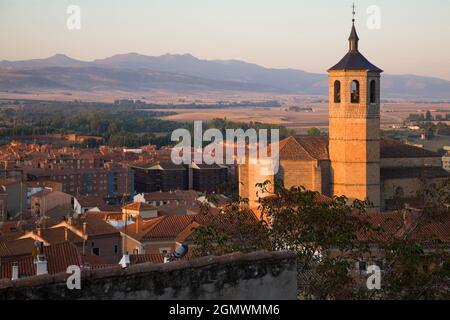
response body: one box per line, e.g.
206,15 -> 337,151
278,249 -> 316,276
1,53 -> 449,100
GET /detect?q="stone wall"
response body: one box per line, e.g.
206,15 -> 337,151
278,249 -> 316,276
279,160 -> 319,192
0,251 -> 297,300
278,159 -> 331,197
238,161 -> 275,210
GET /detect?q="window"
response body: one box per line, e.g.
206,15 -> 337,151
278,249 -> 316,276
394,186 -> 404,199
159,247 -> 171,254
370,80 -> 376,103
334,80 -> 341,103
351,80 -> 360,103
92,248 -> 100,256
114,245 -> 118,254
375,259 -> 383,269
358,261 -> 367,272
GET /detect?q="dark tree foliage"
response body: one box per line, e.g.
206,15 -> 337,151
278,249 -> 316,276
192,195 -> 271,257
193,180 -> 450,300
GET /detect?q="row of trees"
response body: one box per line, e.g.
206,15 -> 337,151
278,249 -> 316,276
194,118 -> 296,140
407,111 -> 450,123
0,103 -> 296,148
192,180 -> 450,299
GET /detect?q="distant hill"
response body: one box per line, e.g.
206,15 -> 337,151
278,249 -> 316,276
1,53 -> 450,99
0,54 -> 90,69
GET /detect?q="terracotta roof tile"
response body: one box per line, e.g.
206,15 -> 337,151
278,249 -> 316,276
358,211 -> 450,245
175,222 -> 201,243
0,242 -> 81,280
121,214 -> 210,242
120,216 -> 164,241
85,211 -> 123,221
380,138 -> 440,158
279,136 -> 329,161
0,256 -> 35,280
51,216 -> 120,238
44,242 -> 82,274
409,214 -> 450,245
37,227 -> 84,245
358,212 -> 405,241
142,215 -> 196,241
129,253 -> 165,265
129,252 -> 191,265
80,253 -> 109,267
122,202 -> 156,211
278,136 -> 441,162
0,238 -> 36,258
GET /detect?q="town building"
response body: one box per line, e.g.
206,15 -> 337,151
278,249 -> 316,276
0,242 -> 83,280
133,162 -> 228,193
25,166 -> 134,199
120,215 -> 206,255
0,178 -> 27,221
19,216 -> 122,263
133,162 -> 189,193
191,163 -> 228,193
30,189 -> 73,218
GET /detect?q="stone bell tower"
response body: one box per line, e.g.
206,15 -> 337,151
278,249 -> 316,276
328,8 -> 383,211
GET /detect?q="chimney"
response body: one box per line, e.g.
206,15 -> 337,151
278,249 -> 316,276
64,227 -> 69,241
35,242 -> 48,276
36,226 -> 42,237
135,215 -> 142,233
82,222 -> 87,236
36,258 -> 48,276
119,252 -> 130,269
403,204 -> 411,226
11,262 -> 19,280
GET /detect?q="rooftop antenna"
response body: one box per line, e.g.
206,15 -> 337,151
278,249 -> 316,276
122,165 -> 130,254
19,180 -> 23,222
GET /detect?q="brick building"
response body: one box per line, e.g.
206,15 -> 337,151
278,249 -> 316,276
25,166 -> 134,199
133,162 -> 228,193
133,162 -> 189,193
0,179 -> 27,221
191,163 -> 228,193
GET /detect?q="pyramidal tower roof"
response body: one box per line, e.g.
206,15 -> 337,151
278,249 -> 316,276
329,4 -> 382,73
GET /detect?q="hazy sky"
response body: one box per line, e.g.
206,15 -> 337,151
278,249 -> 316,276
0,0 -> 449,79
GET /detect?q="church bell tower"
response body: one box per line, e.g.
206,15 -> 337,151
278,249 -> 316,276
328,6 -> 382,211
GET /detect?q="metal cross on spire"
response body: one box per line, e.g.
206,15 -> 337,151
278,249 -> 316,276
352,2 -> 356,23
